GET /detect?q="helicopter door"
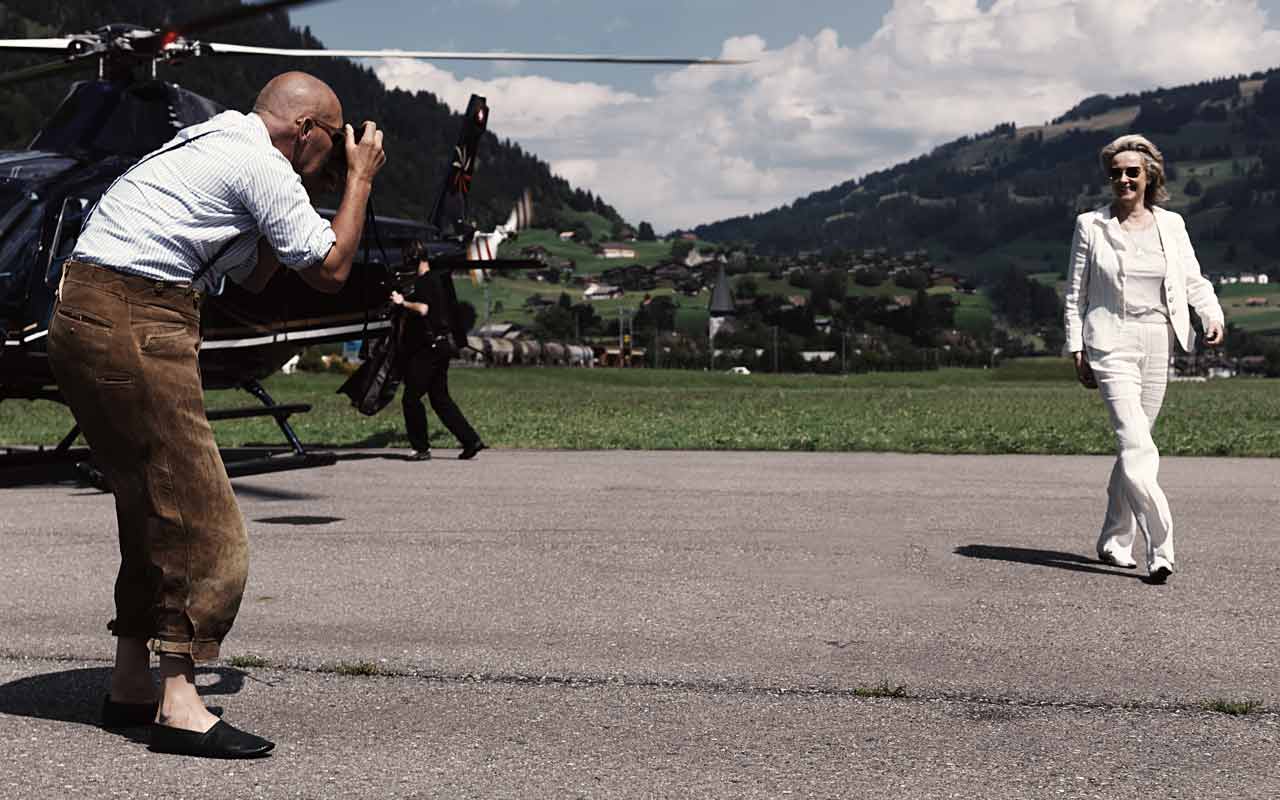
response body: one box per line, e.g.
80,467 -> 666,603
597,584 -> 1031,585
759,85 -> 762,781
44,196 -> 90,290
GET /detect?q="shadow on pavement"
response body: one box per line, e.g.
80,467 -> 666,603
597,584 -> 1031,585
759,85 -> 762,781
0,666 -> 249,742
255,515 -> 344,526
231,482 -> 324,502
954,544 -> 1142,579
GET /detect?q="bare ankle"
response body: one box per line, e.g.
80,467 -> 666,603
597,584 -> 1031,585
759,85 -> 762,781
157,702 -> 218,732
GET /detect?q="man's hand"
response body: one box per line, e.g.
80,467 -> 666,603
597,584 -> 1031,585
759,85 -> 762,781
345,121 -> 386,185
298,120 -> 387,293
1073,351 -> 1097,389
390,289 -> 429,317
1204,320 -> 1225,347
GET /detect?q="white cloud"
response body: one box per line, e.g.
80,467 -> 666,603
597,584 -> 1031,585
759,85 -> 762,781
373,0 -> 1280,231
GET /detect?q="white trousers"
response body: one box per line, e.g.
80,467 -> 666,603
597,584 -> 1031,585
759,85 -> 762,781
1087,322 -> 1175,569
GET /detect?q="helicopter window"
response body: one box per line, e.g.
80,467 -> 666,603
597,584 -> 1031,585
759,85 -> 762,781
0,192 -> 41,313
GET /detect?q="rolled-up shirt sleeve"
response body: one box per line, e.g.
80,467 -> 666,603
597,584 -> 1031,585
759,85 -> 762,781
234,151 -> 335,269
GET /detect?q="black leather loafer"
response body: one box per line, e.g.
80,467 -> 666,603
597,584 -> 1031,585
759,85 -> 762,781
458,441 -> 487,460
150,719 -> 274,759
102,695 -> 158,728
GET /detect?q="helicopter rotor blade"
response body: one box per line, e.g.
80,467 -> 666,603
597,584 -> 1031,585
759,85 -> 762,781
202,42 -> 749,65
160,0 -> 336,40
0,38 -> 78,53
0,53 -> 96,88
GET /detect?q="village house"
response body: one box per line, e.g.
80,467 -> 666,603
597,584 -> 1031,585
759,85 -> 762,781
583,283 -> 624,301
597,242 -> 637,259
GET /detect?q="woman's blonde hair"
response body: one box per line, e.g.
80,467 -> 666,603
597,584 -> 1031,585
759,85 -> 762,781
1099,134 -> 1169,206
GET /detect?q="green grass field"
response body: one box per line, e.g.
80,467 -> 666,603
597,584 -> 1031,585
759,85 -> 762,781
496,224 -> 715,277
5,361 -> 1280,457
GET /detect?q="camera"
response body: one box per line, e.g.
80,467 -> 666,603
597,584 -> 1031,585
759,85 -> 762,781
314,122 -> 366,192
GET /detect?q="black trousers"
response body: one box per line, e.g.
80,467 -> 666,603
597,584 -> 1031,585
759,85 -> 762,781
401,341 -> 479,452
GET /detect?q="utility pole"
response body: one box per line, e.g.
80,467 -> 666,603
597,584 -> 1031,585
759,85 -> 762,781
773,326 -> 779,373
841,330 -> 848,374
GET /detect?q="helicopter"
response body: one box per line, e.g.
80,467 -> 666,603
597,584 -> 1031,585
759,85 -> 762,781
0,0 -> 740,476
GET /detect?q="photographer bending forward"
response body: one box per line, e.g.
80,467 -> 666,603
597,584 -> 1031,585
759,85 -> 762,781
49,72 -> 385,758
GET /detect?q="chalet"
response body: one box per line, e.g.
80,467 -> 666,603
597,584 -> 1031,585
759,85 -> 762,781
800,351 -> 837,363
583,283 -> 624,301
598,242 -> 637,259
475,322 -> 522,338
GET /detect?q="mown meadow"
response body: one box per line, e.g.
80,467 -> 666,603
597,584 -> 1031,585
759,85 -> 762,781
4,359 -> 1280,457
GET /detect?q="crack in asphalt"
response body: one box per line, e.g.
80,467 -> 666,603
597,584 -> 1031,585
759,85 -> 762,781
1,652 -> 1274,720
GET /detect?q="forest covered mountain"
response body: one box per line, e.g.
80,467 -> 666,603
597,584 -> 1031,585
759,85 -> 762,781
0,0 -> 622,228
696,69 -> 1280,282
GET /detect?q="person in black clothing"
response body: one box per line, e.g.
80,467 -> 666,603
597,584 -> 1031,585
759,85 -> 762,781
391,248 -> 486,461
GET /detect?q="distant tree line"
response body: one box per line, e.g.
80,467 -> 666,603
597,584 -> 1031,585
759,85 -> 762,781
0,0 -> 623,230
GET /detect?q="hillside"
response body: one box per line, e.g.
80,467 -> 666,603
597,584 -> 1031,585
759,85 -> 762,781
0,0 -> 622,229
695,70 -> 1280,285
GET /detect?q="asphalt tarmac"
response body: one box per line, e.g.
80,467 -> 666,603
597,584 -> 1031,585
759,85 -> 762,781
2,450 -> 1278,798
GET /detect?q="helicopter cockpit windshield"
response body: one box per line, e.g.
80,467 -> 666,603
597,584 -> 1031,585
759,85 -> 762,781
0,183 -> 41,315
0,153 -> 81,317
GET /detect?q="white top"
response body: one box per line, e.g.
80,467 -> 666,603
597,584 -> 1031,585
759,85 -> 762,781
1122,220 -> 1169,323
72,110 -> 336,295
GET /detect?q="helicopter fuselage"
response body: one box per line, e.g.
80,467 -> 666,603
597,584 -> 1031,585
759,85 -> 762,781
0,78 -> 431,403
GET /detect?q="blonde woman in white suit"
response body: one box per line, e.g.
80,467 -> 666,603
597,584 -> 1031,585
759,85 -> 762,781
1063,134 -> 1224,583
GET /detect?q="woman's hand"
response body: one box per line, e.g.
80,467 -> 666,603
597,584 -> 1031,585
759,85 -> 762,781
1073,351 -> 1097,389
390,290 -> 405,305
1203,320 -> 1224,347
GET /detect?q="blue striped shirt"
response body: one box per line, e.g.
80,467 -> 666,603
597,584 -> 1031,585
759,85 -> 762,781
72,110 -> 336,295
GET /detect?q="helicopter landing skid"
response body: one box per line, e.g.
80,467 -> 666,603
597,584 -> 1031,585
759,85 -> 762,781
0,379 -> 336,485
209,379 -> 338,478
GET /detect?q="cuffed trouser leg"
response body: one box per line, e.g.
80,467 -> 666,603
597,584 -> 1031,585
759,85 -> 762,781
48,262 -> 248,662
1088,322 -> 1175,570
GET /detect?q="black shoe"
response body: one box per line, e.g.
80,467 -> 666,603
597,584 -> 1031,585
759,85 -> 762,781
410,449 -> 432,461
458,441 -> 487,460
102,695 -> 158,728
150,719 -> 274,759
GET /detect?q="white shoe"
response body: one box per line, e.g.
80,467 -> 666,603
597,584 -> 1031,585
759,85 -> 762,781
1148,556 -> 1174,583
1097,546 -> 1138,569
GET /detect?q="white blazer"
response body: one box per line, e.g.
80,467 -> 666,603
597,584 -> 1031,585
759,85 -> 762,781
1064,205 -> 1224,354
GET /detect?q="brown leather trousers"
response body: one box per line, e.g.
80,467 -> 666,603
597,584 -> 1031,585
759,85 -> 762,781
48,260 -> 247,661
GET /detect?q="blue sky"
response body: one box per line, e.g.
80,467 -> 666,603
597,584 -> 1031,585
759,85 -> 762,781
289,1 -> 1280,230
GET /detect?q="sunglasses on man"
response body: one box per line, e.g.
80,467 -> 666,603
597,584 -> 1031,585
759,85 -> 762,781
1108,166 -> 1143,181
309,118 -> 346,146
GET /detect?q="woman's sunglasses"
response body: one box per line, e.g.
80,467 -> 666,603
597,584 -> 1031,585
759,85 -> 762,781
1108,166 -> 1143,181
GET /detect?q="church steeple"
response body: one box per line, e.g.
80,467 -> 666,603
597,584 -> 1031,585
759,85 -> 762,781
708,264 -> 735,345
709,265 -> 735,317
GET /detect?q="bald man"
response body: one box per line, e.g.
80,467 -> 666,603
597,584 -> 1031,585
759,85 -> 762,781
49,71 -> 385,758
